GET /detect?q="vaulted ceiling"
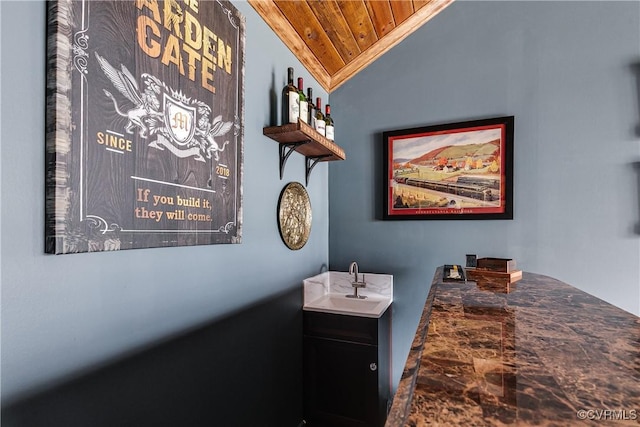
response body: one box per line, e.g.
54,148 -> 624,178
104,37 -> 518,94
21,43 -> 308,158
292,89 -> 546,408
248,0 -> 454,92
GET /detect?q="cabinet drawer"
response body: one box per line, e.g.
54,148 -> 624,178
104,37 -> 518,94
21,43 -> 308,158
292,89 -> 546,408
304,311 -> 378,345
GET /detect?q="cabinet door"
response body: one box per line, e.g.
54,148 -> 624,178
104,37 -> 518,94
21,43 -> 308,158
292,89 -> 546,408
304,336 -> 380,427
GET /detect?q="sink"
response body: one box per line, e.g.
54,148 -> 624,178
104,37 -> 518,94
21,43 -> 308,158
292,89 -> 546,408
305,295 -> 390,318
324,297 -> 381,311
303,271 -> 393,318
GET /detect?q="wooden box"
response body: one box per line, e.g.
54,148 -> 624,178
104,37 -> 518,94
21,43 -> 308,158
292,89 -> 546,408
467,268 -> 522,284
476,257 -> 516,273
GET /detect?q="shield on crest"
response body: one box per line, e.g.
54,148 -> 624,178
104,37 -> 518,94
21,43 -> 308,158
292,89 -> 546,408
163,94 -> 196,146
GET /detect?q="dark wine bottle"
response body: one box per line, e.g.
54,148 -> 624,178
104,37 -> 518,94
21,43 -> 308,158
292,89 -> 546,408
307,88 -> 315,126
281,67 -> 299,124
314,97 -> 326,136
298,77 -> 308,124
324,104 -> 335,141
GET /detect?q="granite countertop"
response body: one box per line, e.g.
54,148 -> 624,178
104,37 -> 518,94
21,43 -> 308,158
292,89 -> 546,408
386,267 -> 640,426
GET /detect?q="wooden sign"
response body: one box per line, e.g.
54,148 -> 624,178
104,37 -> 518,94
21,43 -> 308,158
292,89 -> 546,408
45,0 -> 245,254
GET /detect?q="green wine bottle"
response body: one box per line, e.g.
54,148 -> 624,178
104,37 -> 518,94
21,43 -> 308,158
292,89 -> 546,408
298,77 -> 308,124
307,87 -> 315,125
314,97 -> 325,136
281,67 -> 299,124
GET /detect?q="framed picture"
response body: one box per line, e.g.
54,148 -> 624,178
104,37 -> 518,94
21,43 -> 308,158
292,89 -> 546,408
383,116 -> 514,220
45,0 -> 245,254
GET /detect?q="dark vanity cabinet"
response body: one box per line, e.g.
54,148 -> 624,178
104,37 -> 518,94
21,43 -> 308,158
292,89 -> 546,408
303,309 -> 391,427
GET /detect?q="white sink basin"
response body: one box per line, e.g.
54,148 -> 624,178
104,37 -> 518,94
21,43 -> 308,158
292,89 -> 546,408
304,294 -> 391,318
303,271 -> 393,318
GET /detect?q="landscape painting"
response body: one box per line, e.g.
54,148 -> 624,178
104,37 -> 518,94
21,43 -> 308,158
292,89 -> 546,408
383,116 -> 514,220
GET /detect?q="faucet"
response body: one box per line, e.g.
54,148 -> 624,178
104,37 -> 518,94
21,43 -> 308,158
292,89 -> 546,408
347,261 -> 367,299
349,261 -> 359,282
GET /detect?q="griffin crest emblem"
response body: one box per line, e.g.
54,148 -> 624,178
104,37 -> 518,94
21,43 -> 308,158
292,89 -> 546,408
95,52 -> 234,162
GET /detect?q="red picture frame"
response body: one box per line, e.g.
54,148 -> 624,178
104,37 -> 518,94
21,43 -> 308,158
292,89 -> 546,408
383,116 -> 514,220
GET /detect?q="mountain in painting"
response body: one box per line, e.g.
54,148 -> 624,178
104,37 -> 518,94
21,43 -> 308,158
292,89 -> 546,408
409,139 -> 500,165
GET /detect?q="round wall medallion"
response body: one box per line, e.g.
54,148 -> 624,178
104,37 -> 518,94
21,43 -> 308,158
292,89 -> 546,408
277,182 -> 312,250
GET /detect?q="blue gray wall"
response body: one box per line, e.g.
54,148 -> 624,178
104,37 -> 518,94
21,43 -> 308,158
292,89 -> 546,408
2,0 -> 640,420
1,0 -> 329,413
329,0 -> 640,389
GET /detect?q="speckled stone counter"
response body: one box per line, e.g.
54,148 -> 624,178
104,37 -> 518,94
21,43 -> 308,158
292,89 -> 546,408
386,268 -> 640,426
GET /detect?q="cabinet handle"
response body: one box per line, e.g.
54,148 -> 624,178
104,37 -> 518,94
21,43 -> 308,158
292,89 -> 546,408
369,362 -> 377,371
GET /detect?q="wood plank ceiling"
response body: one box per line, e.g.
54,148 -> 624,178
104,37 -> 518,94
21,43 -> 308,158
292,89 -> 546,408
248,0 -> 454,92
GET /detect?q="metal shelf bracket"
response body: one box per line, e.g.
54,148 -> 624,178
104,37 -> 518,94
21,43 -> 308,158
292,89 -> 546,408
305,155 -> 331,186
279,141 -> 309,180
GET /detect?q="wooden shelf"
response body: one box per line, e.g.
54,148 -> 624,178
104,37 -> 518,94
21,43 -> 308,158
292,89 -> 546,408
263,120 -> 346,185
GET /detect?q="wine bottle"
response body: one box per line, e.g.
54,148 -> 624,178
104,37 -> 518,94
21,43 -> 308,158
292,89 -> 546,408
297,77 -> 308,124
324,104 -> 335,141
314,97 -> 326,136
281,67 -> 299,124
307,87 -> 315,126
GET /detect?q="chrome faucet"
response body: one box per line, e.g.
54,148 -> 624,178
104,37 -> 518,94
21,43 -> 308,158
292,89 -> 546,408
347,261 -> 367,299
349,261 -> 359,282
